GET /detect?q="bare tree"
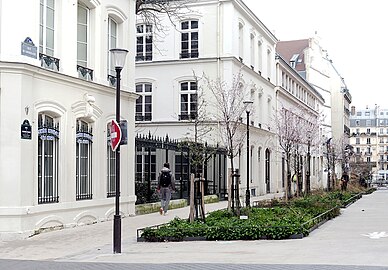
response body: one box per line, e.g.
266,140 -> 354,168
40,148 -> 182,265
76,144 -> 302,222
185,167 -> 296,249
136,0 -> 198,35
276,107 -> 303,200
204,71 -> 249,214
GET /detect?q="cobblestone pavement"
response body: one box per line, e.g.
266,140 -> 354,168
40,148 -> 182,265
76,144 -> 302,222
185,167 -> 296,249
1,260 -> 388,270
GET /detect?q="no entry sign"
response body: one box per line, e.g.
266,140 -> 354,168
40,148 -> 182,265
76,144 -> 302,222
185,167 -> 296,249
110,119 -> 122,151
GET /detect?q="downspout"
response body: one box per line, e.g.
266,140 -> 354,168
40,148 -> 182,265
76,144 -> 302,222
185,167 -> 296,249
217,1 -> 221,79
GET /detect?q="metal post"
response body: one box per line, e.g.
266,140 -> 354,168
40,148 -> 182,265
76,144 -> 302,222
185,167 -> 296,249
113,67 -> 122,254
245,110 -> 250,208
306,139 -> 311,194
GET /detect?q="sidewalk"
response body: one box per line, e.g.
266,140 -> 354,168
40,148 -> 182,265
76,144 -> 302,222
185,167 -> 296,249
1,190 -> 388,267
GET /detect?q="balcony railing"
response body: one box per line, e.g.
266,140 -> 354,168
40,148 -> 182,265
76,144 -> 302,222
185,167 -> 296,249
77,65 -> 94,81
179,112 -> 197,121
135,53 -> 152,62
180,51 -> 199,59
135,114 -> 152,121
108,75 -> 116,87
39,53 -> 60,71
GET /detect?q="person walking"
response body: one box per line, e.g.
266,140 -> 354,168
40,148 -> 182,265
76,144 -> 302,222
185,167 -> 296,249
157,162 -> 175,215
341,172 -> 349,191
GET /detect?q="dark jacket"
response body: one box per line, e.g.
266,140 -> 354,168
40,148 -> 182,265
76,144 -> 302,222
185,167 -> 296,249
157,167 -> 175,190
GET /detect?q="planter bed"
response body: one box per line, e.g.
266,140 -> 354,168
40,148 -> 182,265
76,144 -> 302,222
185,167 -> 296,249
137,190 -> 370,242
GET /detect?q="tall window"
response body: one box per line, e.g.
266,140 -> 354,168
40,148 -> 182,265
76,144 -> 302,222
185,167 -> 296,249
135,83 -> 152,121
77,4 -> 93,81
77,4 -> 88,67
238,22 -> 244,61
180,20 -> 198,59
38,113 -> 59,204
136,24 -> 152,61
267,48 -> 272,79
76,120 -> 93,200
179,81 -> 197,120
39,0 -> 55,56
107,122 -> 116,197
107,17 -> 117,77
257,40 -> 263,72
250,33 -> 255,67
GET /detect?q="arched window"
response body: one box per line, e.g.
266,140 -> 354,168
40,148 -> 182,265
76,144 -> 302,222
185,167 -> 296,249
107,122 -> 116,197
135,83 -> 153,121
76,119 -> 93,200
179,81 -> 197,120
180,20 -> 198,59
38,113 -> 60,204
136,24 -> 153,61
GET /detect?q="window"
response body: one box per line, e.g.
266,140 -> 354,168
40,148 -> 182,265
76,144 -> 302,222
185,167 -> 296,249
250,33 -> 255,68
179,81 -> 197,120
257,40 -> 262,72
135,83 -> 152,121
77,4 -> 93,81
356,147 -> 360,154
107,122 -> 116,197
38,113 -> 59,204
180,20 -> 198,59
367,128 -> 371,134
356,138 -> 360,144
39,0 -> 55,56
135,147 -> 157,202
355,120 -> 360,126
365,111 -> 370,116
76,120 -> 93,200
267,48 -> 272,79
366,120 -> 371,127
238,22 -> 244,61
136,24 -> 152,61
367,138 -> 371,144
356,112 -> 361,116
367,157 -> 371,163
39,0 -> 59,71
107,17 -> 117,79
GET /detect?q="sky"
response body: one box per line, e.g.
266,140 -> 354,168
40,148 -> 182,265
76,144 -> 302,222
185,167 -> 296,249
243,0 -> 388,110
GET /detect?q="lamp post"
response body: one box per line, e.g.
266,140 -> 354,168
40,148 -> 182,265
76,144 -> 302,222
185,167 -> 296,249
306,132 -> 311,194
110,48 -> 128,254
243,100 -> 253,208
326,138 -> 332,191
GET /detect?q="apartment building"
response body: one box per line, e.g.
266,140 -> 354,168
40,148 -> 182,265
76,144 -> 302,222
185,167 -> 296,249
350,106 -> 388,182
134,0 -> 328,199
277,36 -> 352,177
0,0 -> 137,239
275,54 -> 325,190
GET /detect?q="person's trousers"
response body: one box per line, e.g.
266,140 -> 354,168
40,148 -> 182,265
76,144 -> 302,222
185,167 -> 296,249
160,187 -> 172,213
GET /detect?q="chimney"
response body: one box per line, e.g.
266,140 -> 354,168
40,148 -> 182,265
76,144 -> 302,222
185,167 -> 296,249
351,106 -> 355,116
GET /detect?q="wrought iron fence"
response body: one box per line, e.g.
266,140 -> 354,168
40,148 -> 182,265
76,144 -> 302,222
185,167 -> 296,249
135,133 -> 228,204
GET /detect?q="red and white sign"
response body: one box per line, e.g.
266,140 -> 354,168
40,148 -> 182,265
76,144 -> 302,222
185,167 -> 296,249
110,119 -> 122,152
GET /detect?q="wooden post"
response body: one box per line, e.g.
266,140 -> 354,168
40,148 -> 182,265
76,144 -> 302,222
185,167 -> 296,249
200,176 -> 205,220
227,168 -> 232,212
189,173 -> 195,222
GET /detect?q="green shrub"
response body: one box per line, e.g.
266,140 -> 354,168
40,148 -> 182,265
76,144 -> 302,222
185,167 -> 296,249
140,191 -> 362,242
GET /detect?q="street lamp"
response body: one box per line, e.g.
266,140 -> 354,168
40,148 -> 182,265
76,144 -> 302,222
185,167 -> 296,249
326,138 -> 332,191
243,100 -> 253,208
306,131 -> 311,194
110,48 -> 128,254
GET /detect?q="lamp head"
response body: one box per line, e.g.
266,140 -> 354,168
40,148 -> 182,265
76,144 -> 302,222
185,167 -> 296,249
110,48 -> 129,69
243,100 -> 253,113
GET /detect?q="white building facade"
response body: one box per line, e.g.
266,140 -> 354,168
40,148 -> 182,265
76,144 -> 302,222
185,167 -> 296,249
135,0 -> 281,199
275,54 -> 326,191
0,0 -> 138,239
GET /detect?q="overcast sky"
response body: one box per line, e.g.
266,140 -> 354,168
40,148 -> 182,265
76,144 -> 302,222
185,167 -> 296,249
243,0 -> 388,110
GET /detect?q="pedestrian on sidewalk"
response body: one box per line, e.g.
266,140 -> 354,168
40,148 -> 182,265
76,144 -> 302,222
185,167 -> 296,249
157,162 -> 175,215
341,172 -> 349,191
